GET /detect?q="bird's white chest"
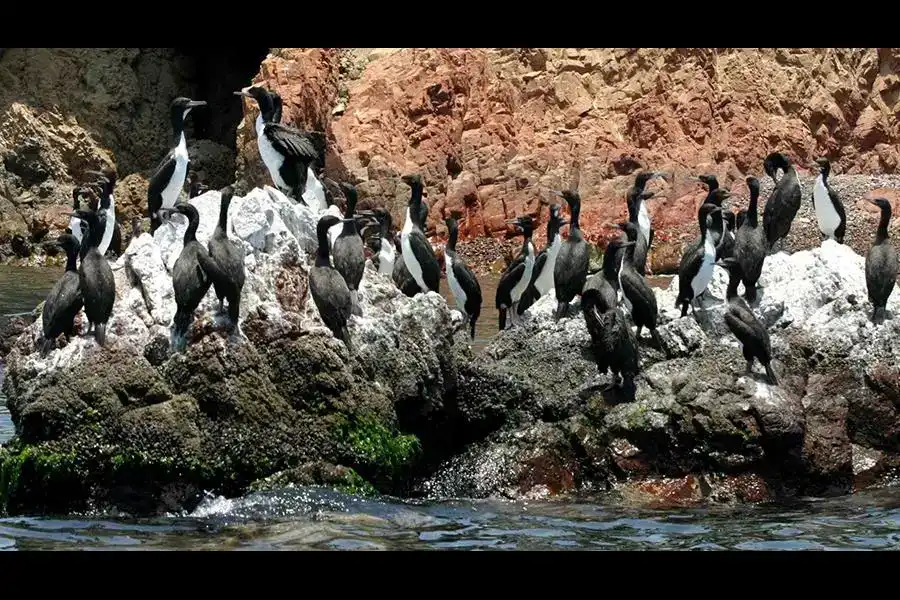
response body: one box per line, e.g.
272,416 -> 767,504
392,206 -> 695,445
638,203 -> 651,244
445,253 -> 467,312
69,215 -> 83,243
162,135 -> 190,209
618,253 -> 632,312
98,195 -> 116,255
301,168 -> 328,212
256,115 -> 287,190
535,236 -> 562,295
511,243 -> 536,302
692,236 -> 717,298
401,208 -> 427,292
813,175 -> 841,237
378,237 -> 395,275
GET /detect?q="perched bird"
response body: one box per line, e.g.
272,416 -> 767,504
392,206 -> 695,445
683,180 -> 727,260
444,216 -> 482,339
734,176 -> 767,303
40,233 -> 83,356
716,257 -> 778,385
553,190 -> 589,320
310,214 -> 355,351
234,85 -> 326,210
66,186 -> 88,245
496,215 -> 536,330
163,202 -> 223,351
676,202 -> 723,317
331,182 -> 365,316
812,157 -> 846,244
69,209 -> 115,347
626,170 -> 666,262
147,96 -> 207,233
399,174 -> 440,295
517,203 -> 568,315
207,186 -> 246,330
717,211 -> 736,260
84,168 -> 121,258
736,209 -> 747,230
865,198 -> 898,323
358,207 -> 396,276
582,286 -> 640,400
188,171 -> 210,199
762,151 -> 802,251
627,190 -> 657,275
614,224 -> 661,345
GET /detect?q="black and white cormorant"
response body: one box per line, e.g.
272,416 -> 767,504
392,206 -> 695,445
85,168 -> 121,258
359,207 -> 396,276
444,216 -> 482,339
733,176 -> 767,303
581,285 -> 640,400
207,186 -> 245,330
716,257 -> 778,384
626,190 -> 657,276
761,151 -> 802,251
399,174 -> 440,294
163,202 -> 224,350
812,157 -> 846,244
67,186 -> 88,245
310,214 -> 355,351
553,190 -> 589,320
614,224 -> 661,345
683,178 -> 727,259
718,210 -> 736,260
40,233 -> 83,356
234,85 -> 326,209
627,171 -> 666,264
496,215 -> 536,330
864,197 -> 898,323
517,203 -> 568,315
331,182 -> 365,316
69,209 -> 115,346
147,97 -> 207,233
676,202 -> 723,317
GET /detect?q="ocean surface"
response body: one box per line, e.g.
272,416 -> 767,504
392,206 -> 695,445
2,264 -> 900,551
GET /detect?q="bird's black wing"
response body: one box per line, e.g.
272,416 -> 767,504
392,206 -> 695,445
408,231 -> 440,292
528,250 -> 548,285
496,262 -> 525,307
147,152 -> 177,205
264,123 -> 322,163
453,259 -> 482,304
829,185 -> 847,241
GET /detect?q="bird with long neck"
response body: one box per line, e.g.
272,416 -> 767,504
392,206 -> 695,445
444,216 -> 482,340
627,170 -> 666,255
310,214 -> 355,351
85,168 -> 120,257
734,176 -> 767,303
147,97 -> 206,233
495,215 -> 536,329
207,186 -> 246,331
676,202 -> 724,318
332,182 -> 365,316
40,233 -> 83,356
865,198 -> 898,323
516,203 -> 569,315
69,208 -> 115,347
553,190 -> 589,320
761,151 -> 802,252
400,174 -> 440,294
812,157 -> 846,244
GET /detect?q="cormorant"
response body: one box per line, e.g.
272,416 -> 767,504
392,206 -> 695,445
163,202 -> 224,350
812,157 -> 846,244
627,170 -> 666,257
188,171 -> 209,199
733,176 -> 767,303
496,215 -> 536,330
331,182 -> 365,316
358,207 -> 396,276
147,96 -> 207,233
85,168 -> 121,258
310,214 -> 355,351
399,174 -> 440,294
234,85 -> 326,208
207,186 -> 246,330
683,180 -> 728,259
762,151 -> 802,251
69,209 -> 115,346
627,190 -> 657,276
718,210 -> 736,260
40,233 -> 83,356
716,257 -> 778,384
582,286 -> 640,399
736,209 -> 747,230
614,223 -> 661,345
517,203 -> 567,315
676,202 -> 723,317
444,216 -> 482,339
865,197 -> 898,323
67,186 -> 87,245
553,190 -> 589,320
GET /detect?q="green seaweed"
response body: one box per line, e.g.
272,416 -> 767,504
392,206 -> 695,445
335,414 -> 421,488
0,442 -> 84,515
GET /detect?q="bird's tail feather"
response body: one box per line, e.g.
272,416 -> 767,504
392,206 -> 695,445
95,322 -> 107,347
499,308 -> 507,331
350,290 -> 362,317
765,362 -> 778,385
469,314 -> 477,340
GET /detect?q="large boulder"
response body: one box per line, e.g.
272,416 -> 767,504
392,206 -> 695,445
0,186 -> 466,516
421,239 -> 900,502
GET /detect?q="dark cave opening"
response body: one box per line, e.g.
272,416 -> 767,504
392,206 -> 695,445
172,47 -> 270,151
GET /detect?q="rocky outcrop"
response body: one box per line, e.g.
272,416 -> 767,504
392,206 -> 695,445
240,48 -> 900,270
420,240 -> 900,503
0,186 -> 468,516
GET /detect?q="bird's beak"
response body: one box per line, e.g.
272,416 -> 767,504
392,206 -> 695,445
188,100 -> 207,108
866,198 -> 879,207
505,218 -> 520,225
552,191 -> 565,198
234,87 -> 253,98
651,171 -> 668,181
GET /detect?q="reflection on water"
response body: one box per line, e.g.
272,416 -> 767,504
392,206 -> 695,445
1,485 -> 900,550
0,265 -> 61,318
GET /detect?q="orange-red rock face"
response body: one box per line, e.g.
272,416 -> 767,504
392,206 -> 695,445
236,48 -> 900,262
